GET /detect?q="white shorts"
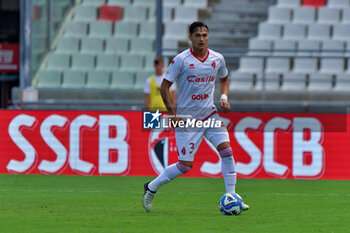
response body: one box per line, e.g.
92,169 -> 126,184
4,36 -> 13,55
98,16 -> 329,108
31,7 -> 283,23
175,113 -> 230,162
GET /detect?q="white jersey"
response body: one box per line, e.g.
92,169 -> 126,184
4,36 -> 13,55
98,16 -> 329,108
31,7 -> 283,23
164,48 -> 228,120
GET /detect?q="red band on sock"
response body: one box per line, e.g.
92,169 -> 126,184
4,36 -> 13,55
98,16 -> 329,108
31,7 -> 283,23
176,162 -> 191,174
219,147 -> 233,158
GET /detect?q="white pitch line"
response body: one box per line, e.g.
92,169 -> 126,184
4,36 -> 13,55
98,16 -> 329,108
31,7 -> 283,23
244,192 -> 350,197
0,189 -> 349,197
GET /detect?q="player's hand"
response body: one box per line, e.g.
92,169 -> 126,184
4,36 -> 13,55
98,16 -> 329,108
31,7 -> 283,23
220,99 -> 231,113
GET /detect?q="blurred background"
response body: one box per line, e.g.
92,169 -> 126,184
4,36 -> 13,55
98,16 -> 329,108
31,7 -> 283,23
1,0 -> 349,112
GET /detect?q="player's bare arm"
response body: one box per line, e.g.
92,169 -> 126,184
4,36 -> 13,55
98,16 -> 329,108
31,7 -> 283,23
160,79 -> 180,121
171,90 -> 177,107
219,76 -> 231,113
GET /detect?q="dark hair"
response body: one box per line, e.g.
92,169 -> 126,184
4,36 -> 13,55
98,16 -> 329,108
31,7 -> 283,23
189,21 -> 209,34
154,57 -> 163,66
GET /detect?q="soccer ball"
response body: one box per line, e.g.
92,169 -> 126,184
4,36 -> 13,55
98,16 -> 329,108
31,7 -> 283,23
219,193 -> 244,216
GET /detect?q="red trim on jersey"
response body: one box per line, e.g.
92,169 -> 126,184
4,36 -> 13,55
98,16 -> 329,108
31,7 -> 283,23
190,48 -> 209,63
200,110 -> 217,121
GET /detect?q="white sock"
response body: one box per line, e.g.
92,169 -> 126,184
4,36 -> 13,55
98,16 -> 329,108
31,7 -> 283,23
148,163 -> 184,192
221,156 -> 237,193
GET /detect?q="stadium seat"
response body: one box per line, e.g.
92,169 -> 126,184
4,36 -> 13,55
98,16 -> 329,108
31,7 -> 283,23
302,0 -> 326,8
114,21 -> 138,38
293,58 -> 318,73
319,58 -> 345,74
62,70 -> 86,88
266,57 -> 291,73
308,73 -> 333,91
183,0 -> 208,8
52,3 -> 67,21
71,54 -> 95,70
144,55 -> 156,72
37,71 -> 61,88
164,0 -> 182,7
32,19 -> 45,35
273,40 -> 296,55
174,6 -> 198,23
297,39 -> 321,55
56,37 -> 80,54
120,54 -> 143,71
342,8 -> 350,24
46,54 -> 70,70
122,6 -> 147,22
283,24 -> 306,40
162,38 -> 178,56
164,22 -> 188,40
333,24 -> 350,41
183,0 -> 208,9
321,40 -> 344,56
148,6 -> 157,22
162,6 -> 173,22
89,21 -> 113,38
105,37 -> 129,54
267,7 -> 292,24
238,57 -> 264,73
281,73 -> 307,91
96,54 -> 119,71
86,71 -> 110,88
33,0 -> 46,7
277,0 -> 301,8
31,51 -> 42,72
130,38 -> 154,54
229,72 -> 254,90
73,5 -> 98,22
307,24 -> 331,40
139,22 -> 156,39
255,73 -> 280,91
58,1 -> 72,8
110,71 -> 134,89
258,23 -> 282,40
80,38 -> 104,54
347,58 -> 350,72
98,5 -> 123,22
334,73 -> 350,91
32,4 -> 41,21
317,7 -> 341,24
133,0 -> 156,8
135,71 -> 153,90
32,35 -> 46,53
345,41 -> 350,56
292,7 -> 316,24
108,0 -> 131,7
248,38 -> 272,55
82,0 -> 106,6
64,21 -> 88,37
327,0 -> 350,8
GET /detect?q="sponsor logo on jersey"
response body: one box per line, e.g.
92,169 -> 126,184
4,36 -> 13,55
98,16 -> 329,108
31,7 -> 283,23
191,93 -> 209,100
189,63 -> 195,69
212,61 -> 216,69
186,75 -> 215,83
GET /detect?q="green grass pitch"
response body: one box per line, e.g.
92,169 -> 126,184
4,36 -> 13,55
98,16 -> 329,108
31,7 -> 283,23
0,175 -> 349,233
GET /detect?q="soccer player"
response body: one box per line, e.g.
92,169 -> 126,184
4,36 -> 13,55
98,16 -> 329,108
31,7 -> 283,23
143,21 -> 249,212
